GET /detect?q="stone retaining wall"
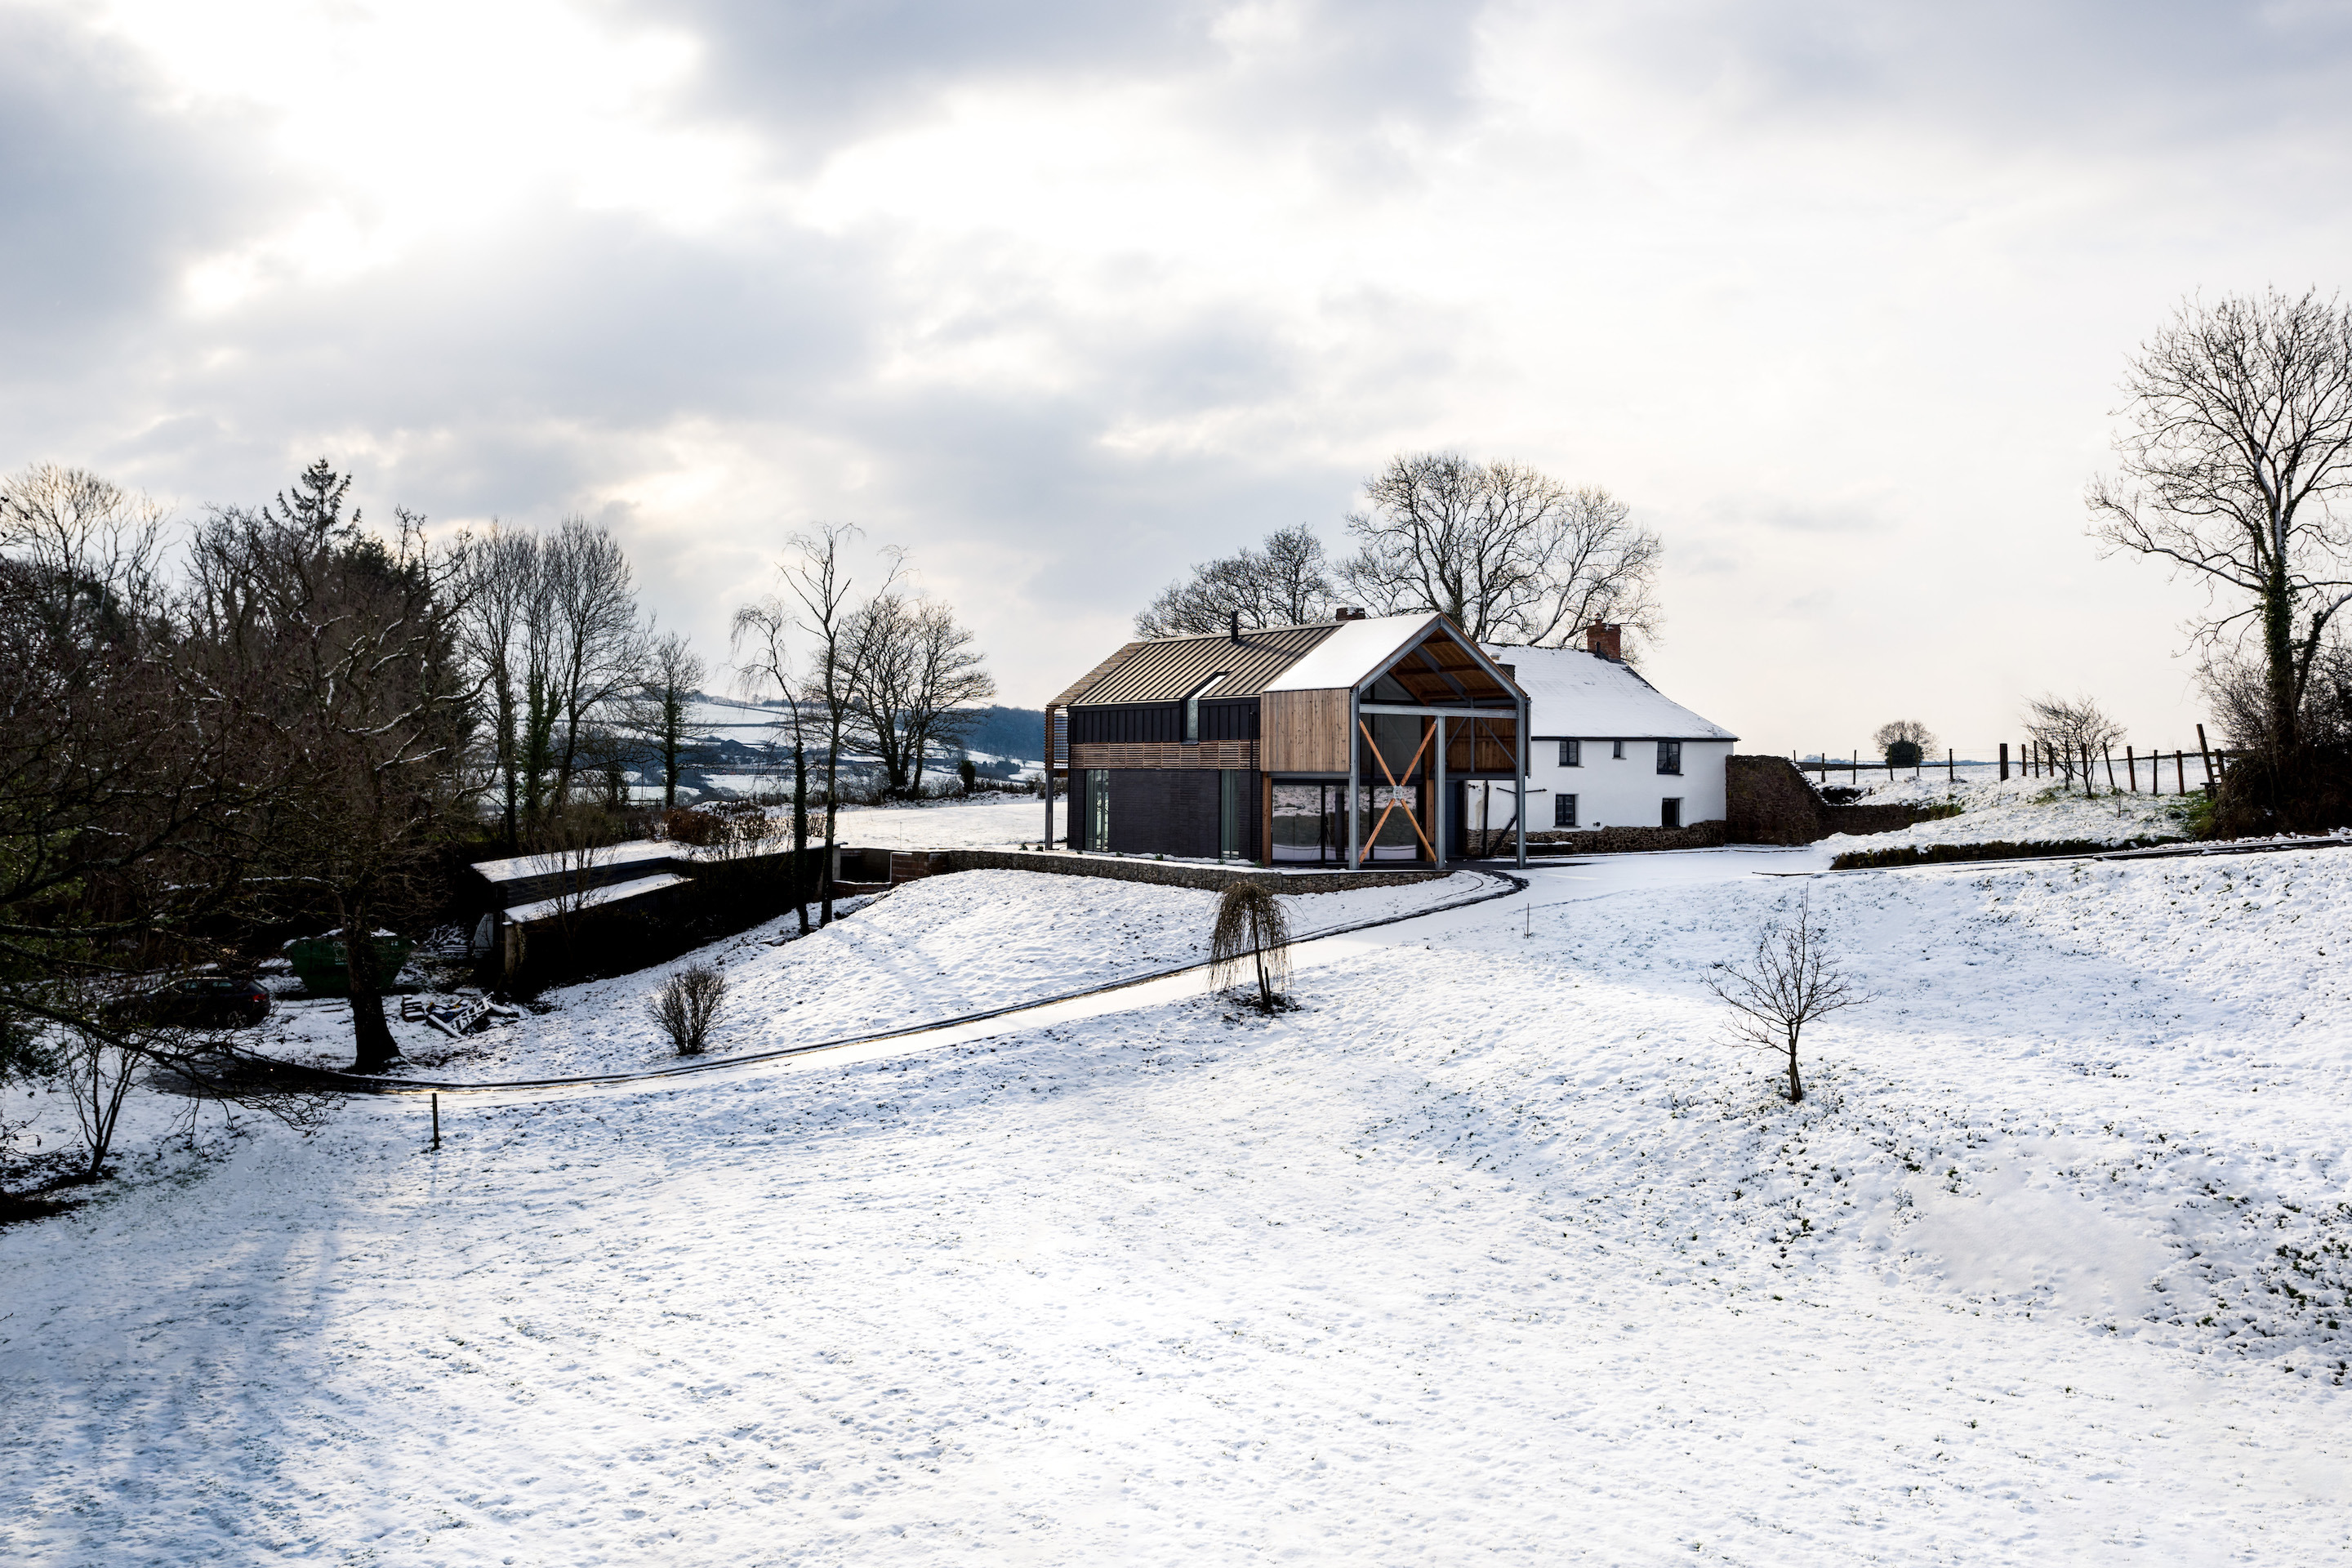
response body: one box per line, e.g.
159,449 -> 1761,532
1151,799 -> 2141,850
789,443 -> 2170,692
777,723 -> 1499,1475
938,849 -> 1445,894
1727,755 -> 1940,844
1523,822 -> 1729,854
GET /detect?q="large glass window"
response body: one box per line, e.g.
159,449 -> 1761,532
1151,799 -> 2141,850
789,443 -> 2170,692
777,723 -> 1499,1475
1218,770 -> 1245,860
1552,793 -> 1578,828
1272,783 -> 1341,862
1086,769 -> 1110,849
1557,739 -> 1581,767
1656,741 -> 1682,775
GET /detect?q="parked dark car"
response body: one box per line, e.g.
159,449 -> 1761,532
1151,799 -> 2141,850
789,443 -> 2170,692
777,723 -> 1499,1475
109,976 -> 273,1030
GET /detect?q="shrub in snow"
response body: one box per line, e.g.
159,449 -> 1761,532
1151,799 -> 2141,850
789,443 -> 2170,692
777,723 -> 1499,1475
648,964 -> 728,1055
1705,886 -> 1865,1104
1209,882 -> 1294,1013
1873,719 -> 1936,769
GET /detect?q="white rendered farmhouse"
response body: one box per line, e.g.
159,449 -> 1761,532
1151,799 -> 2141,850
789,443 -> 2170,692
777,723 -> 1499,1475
1482,625 -> 1738,838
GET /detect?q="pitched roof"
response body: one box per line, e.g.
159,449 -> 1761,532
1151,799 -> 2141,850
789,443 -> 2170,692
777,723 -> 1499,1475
1260,612 -> 1441,693
1486,644 -> 1736,740
1051,621 -> 1340,706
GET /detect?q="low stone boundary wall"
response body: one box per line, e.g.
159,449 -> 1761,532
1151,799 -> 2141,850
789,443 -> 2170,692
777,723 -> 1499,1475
937,849 -> 1443,895
1523,822 -> 1728,854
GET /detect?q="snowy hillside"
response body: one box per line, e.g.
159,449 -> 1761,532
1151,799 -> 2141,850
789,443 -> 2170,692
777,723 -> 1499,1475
6,846 -> 2351,1562
254,869 -> 1490,1082
1816,765 -> 2198,853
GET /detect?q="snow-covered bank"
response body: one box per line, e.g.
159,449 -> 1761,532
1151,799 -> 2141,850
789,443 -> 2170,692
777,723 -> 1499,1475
1817,765 -> 2198,854
250,869 -> 1491,1083
819,793 -> 1043,850
6,848 -> 2350,1563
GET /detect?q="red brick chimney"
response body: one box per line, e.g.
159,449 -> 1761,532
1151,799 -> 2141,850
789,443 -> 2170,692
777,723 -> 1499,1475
1584,622 -> 1622,661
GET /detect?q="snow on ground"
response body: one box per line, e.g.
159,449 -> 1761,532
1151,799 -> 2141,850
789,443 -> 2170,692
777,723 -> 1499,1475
252,869 -> 1492,1082
1815,762 -> 2198,854
6,846 -> 2352,1563
821,793 -> 1045,850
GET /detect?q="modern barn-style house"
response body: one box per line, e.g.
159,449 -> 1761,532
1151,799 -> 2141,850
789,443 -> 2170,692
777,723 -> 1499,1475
1045,612 -> 1737,868
1045,609 -> 1530,867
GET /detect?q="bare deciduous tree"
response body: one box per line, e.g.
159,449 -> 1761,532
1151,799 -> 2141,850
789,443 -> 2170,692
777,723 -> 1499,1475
1136,524 -> 1337,637
454,524 -> 540,853
729,600 -> 819,935
850,591 -> 996,795
2206,638 -> 2352,753
635,630 -> 706,809
1872,719 -> 1937,768
0,466 -> 273,1058
192,464 -> 472,1073
782,527 -> 889,926
541,518 -> 648,809
2090,288 -> 2352,757
648,962 -> 728,1055
2023,695 -> 2123,791
1339,455 -> 1662,651
1706,887 -> 1864,1105
1208,882 -> 1294,1013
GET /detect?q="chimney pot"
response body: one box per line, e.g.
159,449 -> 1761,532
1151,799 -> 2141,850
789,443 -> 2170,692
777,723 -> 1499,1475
1335,605 -> 1365,621
1584,622 -> 1622,661
1228,610 -> 1241,643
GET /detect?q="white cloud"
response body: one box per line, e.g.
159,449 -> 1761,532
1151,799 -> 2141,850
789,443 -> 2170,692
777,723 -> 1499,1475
11,0 -> 2352,749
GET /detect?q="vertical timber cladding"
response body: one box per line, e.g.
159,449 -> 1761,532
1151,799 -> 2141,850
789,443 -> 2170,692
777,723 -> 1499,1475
1261,689 -> 1351,773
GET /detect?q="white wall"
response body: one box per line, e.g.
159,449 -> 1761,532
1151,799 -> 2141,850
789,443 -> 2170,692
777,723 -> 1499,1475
1472,738 -> 1732,832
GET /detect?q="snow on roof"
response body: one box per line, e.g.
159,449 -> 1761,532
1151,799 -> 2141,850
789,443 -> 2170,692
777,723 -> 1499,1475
471,840 -> 683,884
1261,613 -> 1448,693
1487,644 -> 1736,740
503,872 -> 690,927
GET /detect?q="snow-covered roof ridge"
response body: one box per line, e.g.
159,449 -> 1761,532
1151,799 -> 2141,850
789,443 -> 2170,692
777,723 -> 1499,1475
1261,612 -> 1450,693
1486,643 -> 1736,741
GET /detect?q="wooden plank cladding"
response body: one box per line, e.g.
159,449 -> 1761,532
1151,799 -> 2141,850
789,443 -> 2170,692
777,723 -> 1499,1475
1262,689 -> 1350,773
1446,715 -> 1521,775
1070,741 -> 1258,770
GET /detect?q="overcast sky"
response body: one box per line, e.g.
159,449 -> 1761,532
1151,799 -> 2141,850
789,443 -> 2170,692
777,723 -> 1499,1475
9,0 -> 2352,754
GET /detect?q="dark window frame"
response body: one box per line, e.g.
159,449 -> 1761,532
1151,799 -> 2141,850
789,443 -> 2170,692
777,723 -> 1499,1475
1553,792 -> 1579,828
1183,673 -> 1229,744
1656,740 -> 1682,776
1660,796 -> 1682,829
1557,738 -> 1581,768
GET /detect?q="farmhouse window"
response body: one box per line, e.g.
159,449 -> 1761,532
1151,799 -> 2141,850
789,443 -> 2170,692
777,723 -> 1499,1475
1660,796 -> 1682,829
1656,741 -> 1682,775
1611,740 -> 1625,760
1552,793 -> 1578,828
1558,739 -> 1581,768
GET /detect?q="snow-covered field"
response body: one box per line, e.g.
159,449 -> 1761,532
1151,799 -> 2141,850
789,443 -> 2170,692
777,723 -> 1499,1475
822,793 -> 1046,850
252,869 -> 1492,1083
7,845 -> 2352,1563
1815,764 -> 2199,855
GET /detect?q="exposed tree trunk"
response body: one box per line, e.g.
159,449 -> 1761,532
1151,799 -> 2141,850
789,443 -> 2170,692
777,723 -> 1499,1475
793,742 -> 812,936
343,910 -> 401,1075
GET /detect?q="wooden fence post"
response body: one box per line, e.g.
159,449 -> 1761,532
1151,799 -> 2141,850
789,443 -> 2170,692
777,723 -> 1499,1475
1999,742 -> 2009,782
2126,745 -> 2136,792
2196,724 -> 2216,792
